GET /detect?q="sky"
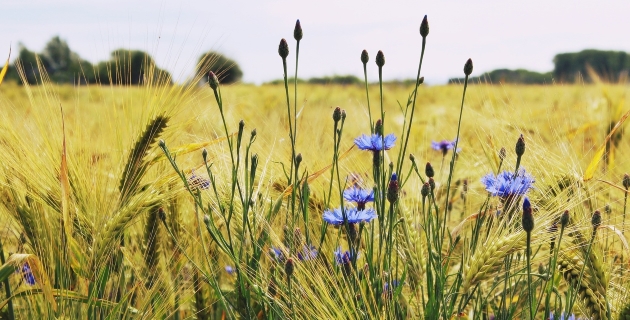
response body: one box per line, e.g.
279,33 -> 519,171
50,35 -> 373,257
4,0 -> 630,84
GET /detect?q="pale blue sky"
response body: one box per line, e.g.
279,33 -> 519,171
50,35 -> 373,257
4,0 -> 630,84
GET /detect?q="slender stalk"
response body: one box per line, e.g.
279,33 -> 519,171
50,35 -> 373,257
0,237 -> 15,320
526,231 -> 534,320
397,36 -> 426,175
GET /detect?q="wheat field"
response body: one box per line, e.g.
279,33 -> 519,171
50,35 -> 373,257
1,24 -> 630,320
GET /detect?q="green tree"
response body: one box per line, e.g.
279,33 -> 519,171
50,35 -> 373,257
95,49 -> 171,85
197,51 -> 243,84
41,36 -> 95,84
553,50 -> 630,82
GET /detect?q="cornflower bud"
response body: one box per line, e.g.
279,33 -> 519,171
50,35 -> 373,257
203,214 -> 210,224
158,139 -> 166,148
251,129 -> 257,138
278,38 -> 289,59
538,263 -> 545,275
208,71 -> 219,90
425,162 -> 434,178
623,173 -> 630,190
409,153 -> 415,162
498,147 -> 506,161
361,50 -> 369,65
293,19 -> 303,41
419,15 -> 429,37
421,182 -> 430,199
515,134 -> 525,157
374,119 -> 383,136
333,107 -> 341,123
591,210 -> 602,230
387,173 -> 399,203
522,197 -> 534,233
417,77 -> 424,86
295,153 -> 302,167
239,119 -> 245,131
375,50 -> 385,68
560,210 -> 570,228
463,58 -> 473,76
428,177 -> 435,192
341,109 -> 346,121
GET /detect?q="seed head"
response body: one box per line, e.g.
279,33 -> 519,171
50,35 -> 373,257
560,210 -> 570,228
521,197 -> 534,233
591,210 -> 602,230
333,107 -> 341,122
463,58 -> 473,76
623,173 -> 630,190
387,173 -> 399,203
498,147 -> 506,161
375,119 -> 383,136
278,38 -> 289,59
295,153 -> 302,167
375,50 -> 385,68
361,50 -> 369,65
515,134 -> 525,157
293,19 -> 303,41
419,15 -> 429,37
208,71 -> 219,90
425,162 -> 435,178
421,182 -> 430,198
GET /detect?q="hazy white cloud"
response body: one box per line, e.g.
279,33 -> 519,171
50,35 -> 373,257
3,0 -> 630,84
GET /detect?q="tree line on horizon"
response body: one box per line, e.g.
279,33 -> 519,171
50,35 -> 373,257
449,49 -> 630,85
3,36 -> 629,86
2,36 -> 243,86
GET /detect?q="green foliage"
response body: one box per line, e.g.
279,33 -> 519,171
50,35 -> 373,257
553,49 -> 630,83
197,51 -> 243,84
265,74 -> 361,85
450,68 -> 554,85
95,49 -> 172,85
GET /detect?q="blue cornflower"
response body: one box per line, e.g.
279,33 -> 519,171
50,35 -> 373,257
431,139 -> 461,155
383,280 -> 400,298
270,247 -> 285,262
323,207 -> 377,225
225,265 -> 235,275
354,133 -> 396,152
188,170 -> 210,190
343,187 -> 374,210
334,247 -> 358,265
297,245 -> 318,261
18,263 -> 36,286
481,169 -> 534,199
549,312 -> 577,320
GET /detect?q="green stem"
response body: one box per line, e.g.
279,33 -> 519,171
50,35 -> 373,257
526,231 -> 534,320
397,36 -> 426,175
0,237 -> 14,320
